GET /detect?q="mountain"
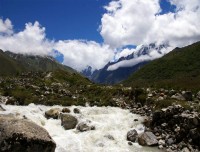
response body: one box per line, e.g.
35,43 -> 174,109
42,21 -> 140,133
81,66 -> 92,78
0,50 -> 76,76
0,50 -> 25,76
88,43 -> 169,84
123,41 -> 200,90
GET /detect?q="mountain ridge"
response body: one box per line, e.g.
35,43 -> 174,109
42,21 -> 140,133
123,41 -> 200,89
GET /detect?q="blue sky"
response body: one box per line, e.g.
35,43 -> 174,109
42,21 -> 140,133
0,0 -> 176,43
0,0 -> 109,42
0,0 -> 200,71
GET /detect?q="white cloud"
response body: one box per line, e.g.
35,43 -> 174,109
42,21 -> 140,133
54,40 -> 114,71
100,0 -> 200,48
0,21 -> 54,55
0,19 -> 114,71
108,45 -> 173,71
0,18 -> 13,35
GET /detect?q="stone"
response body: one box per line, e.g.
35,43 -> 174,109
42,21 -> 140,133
0,105 -> 5,111
166,138 -> 174,145
158,145 -> 164,149
138,132 -> 158,146
77,122 -> 95,132
60,113 -> 78,130
171,93 -> 185,101
73,108 -> 80,114
182,91 -> 193,101
158,139 -> 165,146
0,115 -> 56,152
127,129 -> 138,142
196,91 -> 200,100
104,134 -> 115,140
128,141 -> 133,145
181,147 -> 190,152
45,108 -> 61,119
62,107 -> 70,113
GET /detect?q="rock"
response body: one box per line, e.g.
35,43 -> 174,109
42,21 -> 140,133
45,108 -> 61,119
62,107 -> 70,113
128,141 -> 133,145
104,134 -> 115,140
197,91 -> 200,100
138,132 -> 158,146
73,108 -> 80,114
0,105 -> 5,111
134,119 -> 138,122
181,147 -> 190,152
77,122 -> 95,132
158,145 -> 164,149
0,115 -> 56,152
166,138 -> 174,145
158,139 -> 165,146
60,113 -> 78,130
171,93 -> 185,101
127,129 -> 138,142
182,91 -> 193,101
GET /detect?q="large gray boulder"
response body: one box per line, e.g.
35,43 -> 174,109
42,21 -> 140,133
45,108 -> 61,119
60,113 -> 78,130
127,129 -> 138,142
138,132 -> 158,146
0,115 -> 56,152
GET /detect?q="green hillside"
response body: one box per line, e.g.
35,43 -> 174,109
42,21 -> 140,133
0,50 -> 25,75
0,50 -> 76,76
123,41 -> 200,90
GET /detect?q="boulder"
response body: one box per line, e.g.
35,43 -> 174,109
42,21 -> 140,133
138,132 -> 158,146
127,129 -> 138,142
171,93 -> 185,101
45,108 -> 61,119
77,122 -> 95,132
182,91 -> 192,101
0,115 -> 56,152
62,107 -> 70,113
60,113 -> 78,130
73,108 -> 80,114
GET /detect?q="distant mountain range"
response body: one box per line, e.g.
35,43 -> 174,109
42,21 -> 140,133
123,41 -> 200,89
0,50 -> 76,76
82,43 -> 170,84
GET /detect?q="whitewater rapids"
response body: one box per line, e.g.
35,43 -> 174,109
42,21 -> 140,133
0,104 -> 162,152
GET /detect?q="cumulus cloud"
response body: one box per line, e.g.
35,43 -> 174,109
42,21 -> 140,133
0,20 -> 54,55
0,18 -> 114,71
55,40 -> 114,71
0,18 -> 13,35
100,0 -> 200,48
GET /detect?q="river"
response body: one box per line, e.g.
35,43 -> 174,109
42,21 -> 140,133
0,104 -> 162,152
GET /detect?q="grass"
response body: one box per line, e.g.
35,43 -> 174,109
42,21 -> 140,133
123,41 -> 200,90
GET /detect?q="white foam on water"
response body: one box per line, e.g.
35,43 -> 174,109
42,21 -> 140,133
0,104 -> 162,152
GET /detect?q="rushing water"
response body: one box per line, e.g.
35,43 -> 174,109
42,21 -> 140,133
0,104 -> 162,152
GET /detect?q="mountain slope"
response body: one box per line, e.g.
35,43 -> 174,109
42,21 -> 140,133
0,50 -> 25,75
5,51 -> 76,73
0,50 -> 76,76
123,41 -> 200,89
89,43 -> 169,84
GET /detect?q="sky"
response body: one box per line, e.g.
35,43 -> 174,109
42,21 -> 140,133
0,0 -> 200,71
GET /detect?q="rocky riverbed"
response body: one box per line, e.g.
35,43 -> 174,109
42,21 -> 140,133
0,103 -> 162,152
